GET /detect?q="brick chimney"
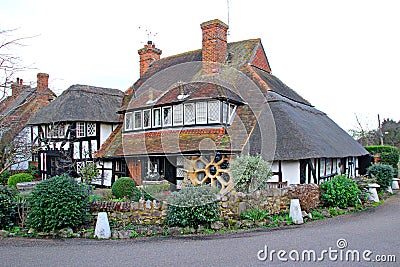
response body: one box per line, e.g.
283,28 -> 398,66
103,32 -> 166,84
201,19 -> 229,74
11,77 -> 25,97
36,73 -> 50,103
138,41 -> 162,77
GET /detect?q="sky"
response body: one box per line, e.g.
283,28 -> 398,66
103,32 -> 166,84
2,0 -> 400,132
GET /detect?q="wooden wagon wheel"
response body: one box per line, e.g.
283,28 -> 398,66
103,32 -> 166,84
187,154 -> 233,195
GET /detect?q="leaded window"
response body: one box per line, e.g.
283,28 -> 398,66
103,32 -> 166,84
196,102 -> 207,124
208,101 -> 220,123
184,103 -> 195,125
134,111 -> 142,130
163,106 -> 172,126
143,109 -> 151,129
87,122 -> 96,136
125,112 -> 133,131
173,104 -> 183,125
76,122 -> 85,138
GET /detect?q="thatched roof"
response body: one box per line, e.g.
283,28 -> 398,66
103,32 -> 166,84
28,85 -> 124,124
97,38 -> 368,160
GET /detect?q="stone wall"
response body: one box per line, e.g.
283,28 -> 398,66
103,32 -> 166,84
218,188 -> 291,219
90,199 -> 167,227
90,184 -> 321,225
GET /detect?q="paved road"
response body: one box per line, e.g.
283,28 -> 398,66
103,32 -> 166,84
1,193 -> 400,267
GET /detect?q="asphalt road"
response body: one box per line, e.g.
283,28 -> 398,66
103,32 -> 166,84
1,193 -> 399,267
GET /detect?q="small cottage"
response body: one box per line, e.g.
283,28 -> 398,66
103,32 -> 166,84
28,84 -> 124,185
96,19 -> 369,193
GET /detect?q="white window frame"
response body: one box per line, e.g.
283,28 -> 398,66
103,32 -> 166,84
184,103 -> 195,125
196,102 -> 207,124
162,106 -> 172,127
153,108 -> 161,128
125,112 -> 133,131
173,104 -> 183,126
228,103 -> 237,124
143,109 -> 152,129
134,110 -> 142,130
222,102 -> 229,124
76,122 -> 85,138
86,122 -> 96,137
208,101 -> 221,123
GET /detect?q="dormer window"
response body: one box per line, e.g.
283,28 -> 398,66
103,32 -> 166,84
173,104 -> 183,125
184,103 -> 195,125
134,111 -> 142,130
196,102 -> 207,124
162,106 -> 172,126
124,100 -> 238,132
143,109 -> 151,129
208,101 -> 220,123
153,108 -> 161,127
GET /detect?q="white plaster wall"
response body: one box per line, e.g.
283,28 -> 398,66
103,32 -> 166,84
100,124 -> 113,146
282,160 -> 300,184
269,161 -> 280,182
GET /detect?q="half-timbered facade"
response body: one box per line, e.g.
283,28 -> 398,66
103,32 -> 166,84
97,19 -> 369,192
28,85 -> 124,186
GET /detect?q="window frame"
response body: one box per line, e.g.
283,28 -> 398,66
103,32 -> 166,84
184,103 -> 195,125
153,108 -> 161,128
173,104 -> 183,126
86,122 -> 96,137
134,110 -> 142,130
76,122 -> 86,138
125,112 -> 133,131
162,106 -> 172,127
195,101 -> 207,124
143,109 -> 152,129
208,100 -> 220,123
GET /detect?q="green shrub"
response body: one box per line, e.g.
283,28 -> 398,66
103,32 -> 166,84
380,152 -> 399,177
0,170 -> 11,186
166,185 -> 220,227
0,185 -> 18,230
320,175 -> 361,208
366,164 -> 394,190
111,177 -> 154,201
230,155 -> 272,193
27,174 -> 89,231
240,208 -> 269,222
112,177 -> 137,199
7,173 -> 33,188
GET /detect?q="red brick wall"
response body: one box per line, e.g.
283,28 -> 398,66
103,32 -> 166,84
251,44 -> 271,73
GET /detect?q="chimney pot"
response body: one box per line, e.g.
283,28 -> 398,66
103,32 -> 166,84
20,78 -> 23,85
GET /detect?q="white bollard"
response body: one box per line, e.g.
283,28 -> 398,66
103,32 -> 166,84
289,199 -> 304,224
367,183 -> 380,203
392,178 -> 400,190
94,212 -> 111,239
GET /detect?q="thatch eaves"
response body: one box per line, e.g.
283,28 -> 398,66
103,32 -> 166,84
28,84 -> 124,125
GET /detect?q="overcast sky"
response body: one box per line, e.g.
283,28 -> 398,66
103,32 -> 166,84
2,0 -> 399,132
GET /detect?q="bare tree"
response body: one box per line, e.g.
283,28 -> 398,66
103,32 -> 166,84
0,28 -> 32,101
0,28 -> 36,174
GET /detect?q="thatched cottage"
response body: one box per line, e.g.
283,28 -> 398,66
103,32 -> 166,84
94,19 -> 369,193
